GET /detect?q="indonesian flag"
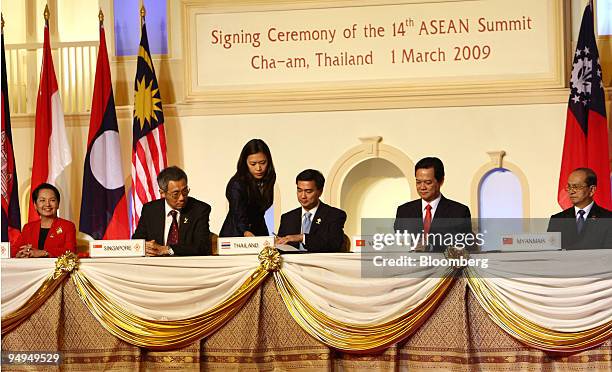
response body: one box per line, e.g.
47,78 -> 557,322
557,5 -> 611,209
79,20 -> 129,240
29,20 -> 72,221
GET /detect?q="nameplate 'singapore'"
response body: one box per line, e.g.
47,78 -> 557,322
89,239 -> 146,257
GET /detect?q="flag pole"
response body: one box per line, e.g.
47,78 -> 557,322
1,12 -> 5,32
140,3 -> 146,27
99,9 -> 104,26
44,4 -> 50,26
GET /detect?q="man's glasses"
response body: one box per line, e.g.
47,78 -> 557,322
565,184 -> 590,192
167,188 -> 190,200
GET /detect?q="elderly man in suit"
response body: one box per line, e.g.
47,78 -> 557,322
276,169 -> 347,253
547,167 -> 612,250
394,157 -> 472,252
133,166 -> 211,256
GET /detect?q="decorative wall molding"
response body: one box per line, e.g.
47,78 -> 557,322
470,150 -> 531,220
324,137 -> 415,208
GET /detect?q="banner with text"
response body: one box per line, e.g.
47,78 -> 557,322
187,0 -> 565,92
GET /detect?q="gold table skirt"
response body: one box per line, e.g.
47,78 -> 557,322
2,277 -> 611,371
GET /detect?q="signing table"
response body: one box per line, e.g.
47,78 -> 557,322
1,249 -> 611,371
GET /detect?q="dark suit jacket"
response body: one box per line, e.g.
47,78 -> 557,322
547,203 -> 612,250
220,178 -> 270,237
132,197 -> 211,256
393,195 -> 473,252
277,202 -> 347,253
12,217 -> 76,258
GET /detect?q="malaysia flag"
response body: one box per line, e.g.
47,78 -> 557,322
79,15 -> 129,240
29,15 -> 72,221
557,4 -> 611,209
131,17 -> 168,230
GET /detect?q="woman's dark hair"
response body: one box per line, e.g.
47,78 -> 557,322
32,183 -> 61,204
234,139 -> 276,209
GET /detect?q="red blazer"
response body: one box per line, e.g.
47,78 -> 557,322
12,218 -> 76,258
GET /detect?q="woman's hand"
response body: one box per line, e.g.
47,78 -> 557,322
243,231 -> 255,237
31,249 -> 49,258
15,244 -> 33,258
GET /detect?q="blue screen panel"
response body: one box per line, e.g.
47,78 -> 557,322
114,0 -> 168,56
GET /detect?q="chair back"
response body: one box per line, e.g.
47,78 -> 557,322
341,233 -> 351,252
210,232 -> 219,255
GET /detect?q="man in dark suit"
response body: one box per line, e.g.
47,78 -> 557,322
547,167 -> 612,250
133,166 -> 211,256
394,157 -> 472,252
276,169 -> 347,253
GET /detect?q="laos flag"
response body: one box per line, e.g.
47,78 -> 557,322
79,19 -> 129,239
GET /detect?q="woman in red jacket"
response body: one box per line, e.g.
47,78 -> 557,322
12,183 -> 76,258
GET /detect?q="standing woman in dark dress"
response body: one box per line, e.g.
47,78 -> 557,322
220,139 -> 276,237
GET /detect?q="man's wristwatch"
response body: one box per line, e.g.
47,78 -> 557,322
167,247 -> 174,256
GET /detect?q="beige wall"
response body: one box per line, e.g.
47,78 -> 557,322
6,0 -> 612,236
12,102 -> 568,234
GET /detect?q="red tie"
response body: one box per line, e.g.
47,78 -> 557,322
167,210 -> 179,246
424,204 -> 432,235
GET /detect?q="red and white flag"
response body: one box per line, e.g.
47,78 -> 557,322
29,18 -> 72,221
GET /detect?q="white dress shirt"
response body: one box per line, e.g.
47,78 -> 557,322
574,201 -> 594,220
421,194 -> 442,220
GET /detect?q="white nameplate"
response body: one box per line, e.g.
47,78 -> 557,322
0,242 -> 10,258
351,235 -> 370,253
500,232 -> 561,252
352,235 -> 415,253
217,236 -> 274,255
89,240 -> 146,257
